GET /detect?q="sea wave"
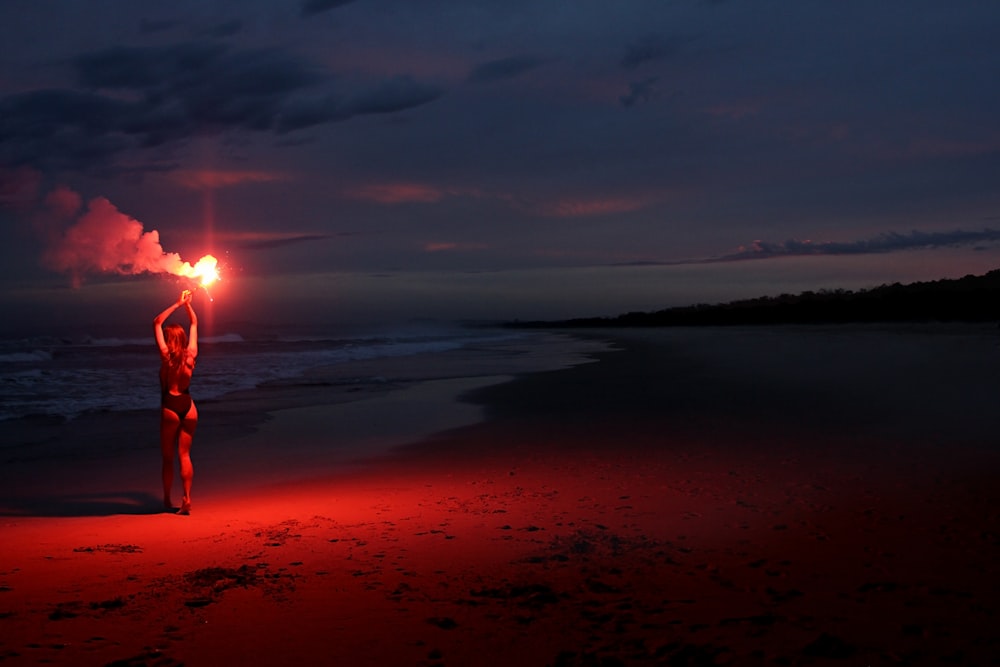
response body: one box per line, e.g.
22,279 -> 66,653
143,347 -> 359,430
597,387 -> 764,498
0,350 -> 53,363
84,336 -> 153,347
203,333 -> 246,344
0,326 -> 521,422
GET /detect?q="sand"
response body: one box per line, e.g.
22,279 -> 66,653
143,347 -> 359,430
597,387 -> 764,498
1,325 -> 998,666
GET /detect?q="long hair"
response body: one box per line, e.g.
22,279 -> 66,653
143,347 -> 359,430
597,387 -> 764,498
163,324 -> 188,368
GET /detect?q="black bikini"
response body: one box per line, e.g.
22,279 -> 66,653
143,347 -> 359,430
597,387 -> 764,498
160,354 -> 194,420
162,388 -> 192,420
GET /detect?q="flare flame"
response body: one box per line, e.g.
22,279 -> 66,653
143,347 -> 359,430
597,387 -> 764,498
184,255 -> 220,288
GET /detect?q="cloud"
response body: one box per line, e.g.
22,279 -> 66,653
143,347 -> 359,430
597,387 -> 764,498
201,20 -> 245,38
75,42 -> 229,90
347,182 -> 448,204
617,228 -> 1000,267
78,43 -> 442,132
705,101 -> 760,120
167,169 -> 289,190
899,136 -> 1000,160
466,55 -> 548,84
423,242 -> 488,253
619,77 -> 659,108
300,0 -> 358,18
530,195 -> 651,218
608,228 -> 1000,268
621,33 -> 677,70
0,89 -> 134,167
0,40 -> 442,172
231,232 -> 332,250
0,166 -> 42,210
140,18 -> 183,35
278,75 -> 444,131
719,229 -> 1000,261
0,42 -> 321,168
341,76 -> 443,116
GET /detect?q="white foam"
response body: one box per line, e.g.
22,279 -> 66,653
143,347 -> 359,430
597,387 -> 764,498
0,350 -> 52,363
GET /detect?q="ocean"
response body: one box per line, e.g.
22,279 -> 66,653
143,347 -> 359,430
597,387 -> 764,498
0,324 -> 526,422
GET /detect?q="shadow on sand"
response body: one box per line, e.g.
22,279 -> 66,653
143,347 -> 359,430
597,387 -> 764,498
0,491 -> 168,517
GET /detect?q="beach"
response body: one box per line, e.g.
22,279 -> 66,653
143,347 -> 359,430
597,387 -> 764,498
1,324 -> 998,666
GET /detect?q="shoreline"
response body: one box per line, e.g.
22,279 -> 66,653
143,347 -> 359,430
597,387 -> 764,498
1,324 -> 997,665
0,331 -> 612,510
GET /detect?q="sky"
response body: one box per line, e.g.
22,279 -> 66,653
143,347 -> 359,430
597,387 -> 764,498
1,0 -> 999,336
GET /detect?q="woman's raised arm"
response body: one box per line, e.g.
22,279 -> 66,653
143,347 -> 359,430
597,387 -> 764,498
184,291 -> 198,358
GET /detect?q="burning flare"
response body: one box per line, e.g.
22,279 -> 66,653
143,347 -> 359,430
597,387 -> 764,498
182,254 -> 220,300
184,255 -> 220,288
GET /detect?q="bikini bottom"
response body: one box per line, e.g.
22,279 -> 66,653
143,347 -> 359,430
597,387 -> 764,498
162,391 -> 193,420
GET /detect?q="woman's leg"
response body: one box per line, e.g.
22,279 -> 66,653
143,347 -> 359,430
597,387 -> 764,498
176,403 -> 197,514
160,408 -> 180,509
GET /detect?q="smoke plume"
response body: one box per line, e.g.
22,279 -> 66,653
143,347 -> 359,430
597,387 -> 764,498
42,193 -> 195,286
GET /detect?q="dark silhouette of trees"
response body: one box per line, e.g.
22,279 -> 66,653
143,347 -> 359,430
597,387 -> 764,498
512,268 -> 1000,328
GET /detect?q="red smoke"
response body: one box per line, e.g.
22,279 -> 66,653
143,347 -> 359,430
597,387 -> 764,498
42,191 -> 208,287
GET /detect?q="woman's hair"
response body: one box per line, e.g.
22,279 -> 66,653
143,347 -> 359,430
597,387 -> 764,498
163,324 -> 188,367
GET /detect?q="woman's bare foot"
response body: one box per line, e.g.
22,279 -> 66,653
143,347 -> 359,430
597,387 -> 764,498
177,499 -> 191,515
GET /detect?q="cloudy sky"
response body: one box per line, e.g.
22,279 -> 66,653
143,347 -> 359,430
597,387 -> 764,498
2,0 -> 999,335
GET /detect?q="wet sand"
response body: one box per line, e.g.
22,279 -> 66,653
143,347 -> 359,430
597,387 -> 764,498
1,325 -> 998,665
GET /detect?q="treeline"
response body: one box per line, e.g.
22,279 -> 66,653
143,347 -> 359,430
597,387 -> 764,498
513,268 -> 1000,328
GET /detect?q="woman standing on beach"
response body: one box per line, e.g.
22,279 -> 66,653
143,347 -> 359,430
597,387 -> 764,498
154,289 -> 199,515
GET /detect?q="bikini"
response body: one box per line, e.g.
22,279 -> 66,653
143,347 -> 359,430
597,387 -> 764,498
160,359 -> 194,420
161,388 -> 193,420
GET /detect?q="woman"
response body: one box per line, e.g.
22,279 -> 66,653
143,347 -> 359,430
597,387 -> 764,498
154,289 -> 199,514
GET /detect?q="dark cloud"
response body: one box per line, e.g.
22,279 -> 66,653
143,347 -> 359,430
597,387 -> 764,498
0,89 -> 135,167
202,20 -> 244,38
138,17 -> 242,39
278,76 -> 443,131
162,47 -> 326,132
76,42 -> 228,90
68,42 -> 324,151
275,93 -> 345,132
621,33 -> 677,70
716,229 -> 1000,262
300,0 -> 358,18
619,76 -> 659,108
0,40 -> 442,171
77,43 -> 323,100
343,76 -> 444,116
0,166 -> 42,210
139,18 -> 182,35
238,234 -> 331,250
0,89 -> 128,133
614,229 -> 1000,268
466,55 -> 548,84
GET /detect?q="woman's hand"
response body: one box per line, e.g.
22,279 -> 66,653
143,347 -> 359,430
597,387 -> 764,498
179,289 -> 193,305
